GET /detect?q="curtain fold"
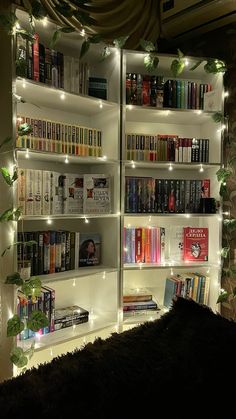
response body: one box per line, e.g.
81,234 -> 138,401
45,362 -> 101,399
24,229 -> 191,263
16,0 -> 161,49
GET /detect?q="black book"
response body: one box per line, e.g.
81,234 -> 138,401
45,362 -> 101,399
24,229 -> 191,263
39,43 -> 45,83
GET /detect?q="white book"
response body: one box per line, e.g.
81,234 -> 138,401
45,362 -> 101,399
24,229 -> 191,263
203,89 -> 222,112
25,169 -> 34,215
50,172 -> 64,215
34,170 -> 42,215
63,173 -> 83,214
17,168 -> 26,215
74,232 -> 80,269
83,174 -> 111,214
168,226 -> 184,262
42,170 -> 51,215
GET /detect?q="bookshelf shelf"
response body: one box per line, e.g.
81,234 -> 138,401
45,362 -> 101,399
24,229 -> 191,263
21,213 -> 119,221
16,149 -> 118,165
124,161 -> 221,169
39,266 -> 118,284
123,262 -> 219,270
124,213 -> 220,218
18,313 -> 117,352
125,105 -> 217,125
16,78 -> 119,115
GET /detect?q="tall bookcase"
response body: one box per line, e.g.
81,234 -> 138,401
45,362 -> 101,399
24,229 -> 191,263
0,5 -> 223,380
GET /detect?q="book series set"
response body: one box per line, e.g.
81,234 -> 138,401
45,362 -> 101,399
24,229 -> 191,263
125,177 -> 211,214
17,169 -> 111,216
126,72 -> 212,109
125,133 -> 209,163
17,115 -> 102,157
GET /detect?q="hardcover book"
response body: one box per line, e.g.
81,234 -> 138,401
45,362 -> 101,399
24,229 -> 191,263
123,288 -> 153,303
183,227 -> 208,262
83,174 -> 111,214
78,232 -> 101,267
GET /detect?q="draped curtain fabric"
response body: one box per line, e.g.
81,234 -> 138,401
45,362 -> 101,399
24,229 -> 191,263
16,0 -> 161,49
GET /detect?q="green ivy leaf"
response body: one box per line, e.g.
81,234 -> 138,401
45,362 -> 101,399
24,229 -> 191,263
113,36 -> 129,49
212,112 -> 225,123
171,58 -> 185,77
18,122 -> 33,136
60,26 -> 76,33
24,341 -> 35,360
140,39 -> 155,52
204,59 -> 227,74
0,12 -> 18,33
27,310 -> 49,332
31,0 -> 47,20
0,136 -> 11,151
221,247 -> 230,258
143,54 -> 159,72
100,46 -> 111,61
216,168 -> 232,182
0,207 -> 22,225
50,30 -> 62,49
0,167 -> 18,186
80,40 -> 90,59
16,28 -> 35,43
177,48 -> 184,59
5,272 -> 23,286
55,1 -> 74,18
7,315 -> 24,337
10,347 -> 28,368
219,183 -> 228,199
73,10 -> 96,26
189,60 -> 203,71
22,276 -> 42,298
217,290 -> 229,303
89,34 -> 102,44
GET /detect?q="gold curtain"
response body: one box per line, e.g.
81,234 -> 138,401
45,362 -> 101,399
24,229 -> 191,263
17,0 -> 161,49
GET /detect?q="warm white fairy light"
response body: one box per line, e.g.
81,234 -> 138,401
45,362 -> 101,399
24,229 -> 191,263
117,211 -> 121,216
81,29 -> 85,37
22,78 -> 26,88
47,218 -> 52,225
127,223 -> 131,227
223,211 -> 229,216
84,217 -> 89,224
127,104 -> 133,110
185,213 -> 190,218
184,58 -> 189,66
73,279 -> 76,287
50,348 -> 53,356
197,110 -> 202,115
218,215 -> 223,221
99,101 -> 103,109
131,161 -> 136,168
42,17 -> 48,26
73,324 -> 76,330
102,271 -> 106,279
139,262 -> 143,269
17,116 -> 23,123
170,268 -> 173,275
148,216 -> 151,222
60,92 -> 65,100
224,91 -> 229,98
65,155 -> 69,164
102,155 -> 107,160
25,148 -> 30,159
168,163 -> 173,171
199,164 -> 204,173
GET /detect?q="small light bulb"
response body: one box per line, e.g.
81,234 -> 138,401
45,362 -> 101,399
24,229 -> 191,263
127,105 -> 133,110
22,79 -> 26,88
65,155 -> 69,164
84,217 -> 89,224
224,91 -> 229,98
47,218 -> 52,225
184,58 -> 189,66
60,92 -> 65,100
73,279 -> 76,287
25,149 -> 30,159
168,164 -> 173,171
81,29 -> 85,37
102,155 -> 107,160
42,17 -> 47,26
99,101 -> 103,109
199,164 -> 204,173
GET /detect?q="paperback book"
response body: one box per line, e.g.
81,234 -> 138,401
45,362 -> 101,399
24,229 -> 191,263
78,232 -> 101,267
183,227 -> 208,262
83,174 -> 111,214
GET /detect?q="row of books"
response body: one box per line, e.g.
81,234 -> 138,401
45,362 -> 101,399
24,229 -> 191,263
18,169 -> 111,216
17,33 -> 107,99
125,177 -> 210,214
18,230 -> 101,276
163,272 -> 210,308
17,285 -> 55,340
17,115 -> 102,157
125,134 -> 209,163
123,288 -> 160,313
125,72 -> 212,110
18,287 -> 89,340
124,227 -> 165,264
124,226 -> 209,264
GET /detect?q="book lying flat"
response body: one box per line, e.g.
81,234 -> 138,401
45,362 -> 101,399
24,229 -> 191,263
123,299 -> 159,312
123,287 -> 153,303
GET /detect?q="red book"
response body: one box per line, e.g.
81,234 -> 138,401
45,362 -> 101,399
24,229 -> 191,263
201,179 -> 210,197
33,33 -> 39,82
183,227 -> 208,262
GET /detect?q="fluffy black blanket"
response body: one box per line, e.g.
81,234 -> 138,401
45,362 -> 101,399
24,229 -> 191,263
0,297 -> 235,417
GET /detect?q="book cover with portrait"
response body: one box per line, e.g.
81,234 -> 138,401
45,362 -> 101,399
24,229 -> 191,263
183,227 -> 208,262
78,232 -> 101,267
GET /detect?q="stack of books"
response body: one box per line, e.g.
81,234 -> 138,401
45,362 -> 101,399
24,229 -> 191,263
123,288 -> 160,314
54,305 -> 89,330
